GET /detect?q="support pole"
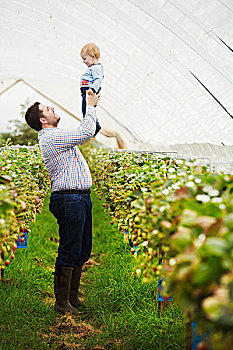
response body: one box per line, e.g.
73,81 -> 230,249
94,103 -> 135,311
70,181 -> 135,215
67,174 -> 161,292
1,252 -> 4,280
186,321 -> 192,350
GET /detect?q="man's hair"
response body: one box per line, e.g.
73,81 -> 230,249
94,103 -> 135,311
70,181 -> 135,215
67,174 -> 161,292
25,102 -> 43,131
81,43 -> 100,59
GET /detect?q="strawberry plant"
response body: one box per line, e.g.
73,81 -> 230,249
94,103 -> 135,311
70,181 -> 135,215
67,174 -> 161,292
0,143 -> 50,275
82,143 -> 233,348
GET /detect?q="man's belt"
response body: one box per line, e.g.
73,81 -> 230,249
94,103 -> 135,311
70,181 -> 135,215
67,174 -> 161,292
52,189 -> 91,194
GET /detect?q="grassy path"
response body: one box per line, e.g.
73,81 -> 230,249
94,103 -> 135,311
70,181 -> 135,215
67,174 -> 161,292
0,191 -> 185,349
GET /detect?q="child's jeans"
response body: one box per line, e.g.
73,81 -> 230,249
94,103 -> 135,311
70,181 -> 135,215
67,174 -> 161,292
81,87 -> 101,137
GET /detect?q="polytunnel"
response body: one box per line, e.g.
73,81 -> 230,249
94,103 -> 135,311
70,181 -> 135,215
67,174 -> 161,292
1,0 -> 233,162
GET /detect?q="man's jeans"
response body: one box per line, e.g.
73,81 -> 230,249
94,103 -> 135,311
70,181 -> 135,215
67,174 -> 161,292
49,192 -> 92,267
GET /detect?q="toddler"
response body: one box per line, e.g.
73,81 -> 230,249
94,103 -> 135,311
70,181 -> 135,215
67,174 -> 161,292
80,43 -> 104,136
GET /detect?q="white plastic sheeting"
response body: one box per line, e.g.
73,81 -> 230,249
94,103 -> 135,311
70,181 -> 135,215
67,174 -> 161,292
0,0 -> 233,158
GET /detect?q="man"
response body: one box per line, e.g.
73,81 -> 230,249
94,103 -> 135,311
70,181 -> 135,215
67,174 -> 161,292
25,90 -> 100,314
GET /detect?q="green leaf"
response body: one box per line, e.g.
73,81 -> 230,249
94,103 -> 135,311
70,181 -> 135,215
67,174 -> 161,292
131,198 -> 145,210
180,209 -> 198,226
171,227 -> 192,251
204,237 -> 228,257
194,262 -> 216,285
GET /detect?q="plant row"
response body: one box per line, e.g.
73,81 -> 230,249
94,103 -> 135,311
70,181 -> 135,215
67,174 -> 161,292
0,143 -> 50,273
83,144 -> 233,349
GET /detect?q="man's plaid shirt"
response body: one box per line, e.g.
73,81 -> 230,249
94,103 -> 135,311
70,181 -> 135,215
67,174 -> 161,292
38,106 -> 96,191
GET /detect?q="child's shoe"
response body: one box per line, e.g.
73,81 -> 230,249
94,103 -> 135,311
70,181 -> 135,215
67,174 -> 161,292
94,121 -> 101,136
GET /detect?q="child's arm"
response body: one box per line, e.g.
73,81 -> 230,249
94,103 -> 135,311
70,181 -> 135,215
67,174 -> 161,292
90,65 -> 103,93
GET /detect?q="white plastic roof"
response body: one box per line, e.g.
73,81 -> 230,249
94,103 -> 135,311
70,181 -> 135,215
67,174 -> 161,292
1,0 -> 233,158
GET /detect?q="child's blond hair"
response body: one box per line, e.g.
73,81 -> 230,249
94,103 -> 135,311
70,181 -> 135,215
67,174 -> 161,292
81,43 -> 100,59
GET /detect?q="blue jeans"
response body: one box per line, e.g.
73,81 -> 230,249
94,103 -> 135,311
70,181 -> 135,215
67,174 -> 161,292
81,89 -> 101,136
82,93 -> 87,118
49,192 -> 92,267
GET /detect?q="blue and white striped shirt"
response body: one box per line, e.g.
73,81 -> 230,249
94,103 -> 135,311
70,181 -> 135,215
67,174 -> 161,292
80,63 -> 104,92
38,106 -> 96,191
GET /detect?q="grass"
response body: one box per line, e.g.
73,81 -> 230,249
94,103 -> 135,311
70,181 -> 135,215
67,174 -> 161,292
78,193 -> 186,349
0,195 -> 58,350
0,191 -> 186,349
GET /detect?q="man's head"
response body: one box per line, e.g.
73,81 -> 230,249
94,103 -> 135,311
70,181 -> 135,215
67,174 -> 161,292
81,43 -> 100,67
25,102 -> 60,131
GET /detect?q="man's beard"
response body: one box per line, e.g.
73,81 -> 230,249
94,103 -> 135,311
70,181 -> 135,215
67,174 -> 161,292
52,115 -> 60,127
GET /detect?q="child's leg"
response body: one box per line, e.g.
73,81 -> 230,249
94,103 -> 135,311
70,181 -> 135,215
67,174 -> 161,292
93,88 -> 101,136
94,118 -> 101,136
82,87 -> 101,136
82,94 -> 86,118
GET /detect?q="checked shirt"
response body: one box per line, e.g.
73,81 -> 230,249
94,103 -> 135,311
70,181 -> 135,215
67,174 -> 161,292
38,106 -> 96,191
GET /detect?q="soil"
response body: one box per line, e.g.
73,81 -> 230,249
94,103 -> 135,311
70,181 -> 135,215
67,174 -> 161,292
40,257 -> 122,349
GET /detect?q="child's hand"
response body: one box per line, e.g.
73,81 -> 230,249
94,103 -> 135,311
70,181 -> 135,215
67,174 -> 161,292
86,89 -> 100,106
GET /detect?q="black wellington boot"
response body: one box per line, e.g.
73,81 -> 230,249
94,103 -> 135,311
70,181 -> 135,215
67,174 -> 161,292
53,266 -> 82,314
69,266 -> 85,308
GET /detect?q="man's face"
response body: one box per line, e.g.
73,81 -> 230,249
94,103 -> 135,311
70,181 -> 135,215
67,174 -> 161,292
39,104 -> 60,127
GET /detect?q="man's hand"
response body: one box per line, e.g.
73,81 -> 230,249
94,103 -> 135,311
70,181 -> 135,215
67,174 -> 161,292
86,89 -> 100,106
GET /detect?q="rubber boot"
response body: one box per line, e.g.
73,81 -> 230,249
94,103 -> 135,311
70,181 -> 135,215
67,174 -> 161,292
93,121 -> 101,137
53,266 -> 82,314
69,266 -> 85,308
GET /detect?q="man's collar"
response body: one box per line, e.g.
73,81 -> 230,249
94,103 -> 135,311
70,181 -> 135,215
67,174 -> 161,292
39,127 -> 60,132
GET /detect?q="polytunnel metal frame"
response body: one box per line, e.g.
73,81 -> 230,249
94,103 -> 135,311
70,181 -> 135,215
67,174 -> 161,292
1,0 -> 233,156
2,144 -> 233,174
107,148 -> 233,175
0,78 -> 140,146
